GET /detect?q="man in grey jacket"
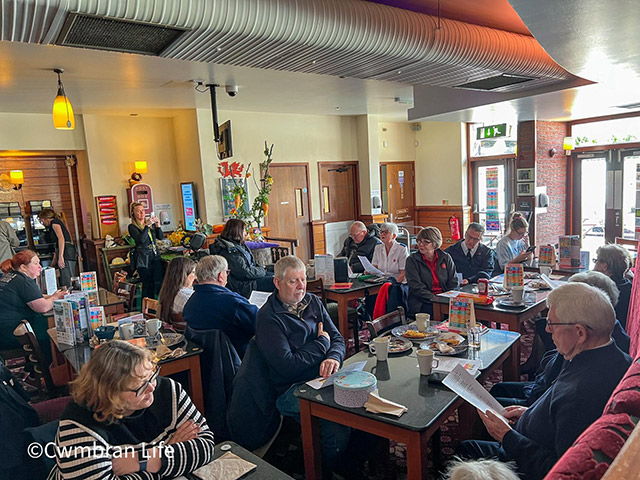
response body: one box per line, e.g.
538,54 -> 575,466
0,220 -> 19,263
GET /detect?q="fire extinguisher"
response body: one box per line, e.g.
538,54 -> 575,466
449,215 -> 461,241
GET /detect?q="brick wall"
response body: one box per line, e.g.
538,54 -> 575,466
535,121 -> 568,246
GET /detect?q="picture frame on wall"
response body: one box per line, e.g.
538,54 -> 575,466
517,182 -> 534,196
516,168 -> 534,182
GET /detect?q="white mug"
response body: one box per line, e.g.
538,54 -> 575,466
120,322 -> 135,340
540,266 -> 552,277
368,336 -> 390,361
417,349 -> 439,375
416,313 -> 430,332
146,318 -> 162,336
511,286 -> 525,304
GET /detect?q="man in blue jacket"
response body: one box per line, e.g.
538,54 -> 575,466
256,255 -> 348,476
445,222 -> 495,285
183,255 -> 258,357
458,283 -> 631,480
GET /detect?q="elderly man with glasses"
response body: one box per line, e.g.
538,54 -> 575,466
458,283 -> 631,480
182,255 -> 258,357
445,222 -> 495,285
337,221 -> 382,273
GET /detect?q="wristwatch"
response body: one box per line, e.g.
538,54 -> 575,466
139,459 -> 148,472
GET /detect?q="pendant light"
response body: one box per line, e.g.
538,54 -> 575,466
52,68 -> 75,130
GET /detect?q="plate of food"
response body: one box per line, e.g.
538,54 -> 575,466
392,323 -> 439,343
163,332 -> 186,349
388,336 -> 413,354
421,339 -> 468,356
527,280 -> 552,290
524,272 -> 539,279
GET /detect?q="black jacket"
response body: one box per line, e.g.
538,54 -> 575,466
612,275 -> 632,329
445,241 -> 494,284
128,223 -> 163,270
210,236 -> 267,299
338,230 -> 382,273
405,249 -> 458,316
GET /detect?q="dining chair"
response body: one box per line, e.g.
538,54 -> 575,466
112,271 -> 127,293
366,306 -> 406,339
142,297 -> 160,317
13,320 -> 56,398
615,237 -> 639,266
306,278 -> 327,306
115,281 -> 137,312
171,313 -> 187,333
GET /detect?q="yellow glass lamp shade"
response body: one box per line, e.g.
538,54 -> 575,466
53,90 -> 75,130
9,170 -> 24,185
134,161 -> 148,173
563,136 -> 574,152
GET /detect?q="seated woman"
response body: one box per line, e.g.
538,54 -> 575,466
405,227 -> 458,317
48,341 -> 215,479
495,212 -> 533,270
370,222 -> 408,283
209,218 -> 274,298
593,244 -> 632,328
158,257 -> 197,332
0,250 -> 66,362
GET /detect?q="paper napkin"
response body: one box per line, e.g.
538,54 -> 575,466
364,390 -> 408,417
192,452 -> 257,480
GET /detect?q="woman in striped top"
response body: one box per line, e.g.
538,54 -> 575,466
48,341 -> 215,479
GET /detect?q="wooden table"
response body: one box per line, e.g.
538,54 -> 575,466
45,287 -> 127,328
296,329 -> 520,480
47,328 -> 205,414
209,441 -> 294,479
324,280 -> 383,343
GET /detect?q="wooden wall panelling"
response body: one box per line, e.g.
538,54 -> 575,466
359,213 -> 389,225
311,220 -> 327,255
415,205 -> 472,248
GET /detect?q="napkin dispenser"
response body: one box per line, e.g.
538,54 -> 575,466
334,257 -> 349,283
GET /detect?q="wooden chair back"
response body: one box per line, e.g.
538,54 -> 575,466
366,307 -> 406,339
115,281 -> 137,312
112,271 -> 127,293
142,297 -> 160,317
615,237 -> 639,266
13,319 -> 55,396
306,278 -> 327,306
171,313 -> 187,333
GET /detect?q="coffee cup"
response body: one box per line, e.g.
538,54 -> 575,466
540,266 -> 552,277
417,349 -> 439,375
146,318 -> 161,336
368,336 -> 390,361
120,322 -> 135,340
511,286 -> 525,304
416,313 -> 430,332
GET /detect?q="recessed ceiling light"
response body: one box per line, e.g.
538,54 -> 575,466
216,46 -> 222,51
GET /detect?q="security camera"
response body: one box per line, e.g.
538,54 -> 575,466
225,85 -> 238,97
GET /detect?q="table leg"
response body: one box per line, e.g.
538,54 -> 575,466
337,299 -> 349,342
503,338 -> 521,381
299,399 -> 323,480
405,431 -> 428,480
187,356 -> 205,414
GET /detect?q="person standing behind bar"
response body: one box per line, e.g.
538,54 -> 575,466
38,208 -> 77,288
128,202 -> 164,299
0,219 -> 19,264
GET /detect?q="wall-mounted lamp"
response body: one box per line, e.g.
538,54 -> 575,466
52,68 -> 75,130
10,170 -> 23,190
129,161 -> 147,186
563,136 -> 575,155
548,147 -> 557,157
134,161 -> 148,174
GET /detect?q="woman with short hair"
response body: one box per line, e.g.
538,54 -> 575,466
370,222 -> 408,283
48,341 -> 215,479
405,226 -> 458,317
495,212 -> 533,270
593,243 -> 633,327
157,256 -> 197,332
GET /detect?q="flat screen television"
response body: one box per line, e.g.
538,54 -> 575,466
218,120 -> 233,159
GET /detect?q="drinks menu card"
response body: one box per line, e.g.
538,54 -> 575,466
448,296 -> 476,335
503,264 -> 524,289
80,272 -> 98,291
538,245 -> 556,266
559,235 -> 581,269
315,254 -> 335,286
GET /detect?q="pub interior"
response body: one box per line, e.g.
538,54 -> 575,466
1,1 -> 640,479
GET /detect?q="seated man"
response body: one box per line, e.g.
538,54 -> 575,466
459,283 -> 632,479
256,256 -> 349,475
338,221 -> 382,273
593,244 -> 632,328
445,222 -> 495,285
183,255 -> 258,357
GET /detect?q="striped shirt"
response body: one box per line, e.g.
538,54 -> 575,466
47,377 -> 215,479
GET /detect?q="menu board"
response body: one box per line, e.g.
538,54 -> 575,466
80,271 -> 98,291
503,264 -> 524,289
558,235 -> 581,269
89,306 -> 106,332
538,245 -> 556,266
95,195 -> 119,238
448,296 -> 476,335
314,254 -> 335,286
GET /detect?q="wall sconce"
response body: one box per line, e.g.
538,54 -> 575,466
563,136 -> 575,155
52,68 -> 75,130
548,147 -> 557,157
134,161 -> 148,174
129,161 -> 147,186
9,170 -> 23,190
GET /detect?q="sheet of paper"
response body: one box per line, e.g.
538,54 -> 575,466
358,256 -> 384,276
540,273 -> 556,289
306,361 -> 368,389
443,364 -> 506,417
43,267 -> 57,295
432,357 -> 482,375
248,290 -> 271,308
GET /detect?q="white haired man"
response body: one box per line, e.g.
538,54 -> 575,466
338,221 -> 381,273
459,283 -> 631,479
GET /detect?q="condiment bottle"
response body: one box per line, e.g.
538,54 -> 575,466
478,278 -> 489,296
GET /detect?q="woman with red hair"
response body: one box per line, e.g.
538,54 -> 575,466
0,250 -> 66,356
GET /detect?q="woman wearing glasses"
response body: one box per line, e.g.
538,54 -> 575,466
405,227 -> 459,317
48,341 -> 215,479
495,212 -> 533,270
158,257 -> 197,332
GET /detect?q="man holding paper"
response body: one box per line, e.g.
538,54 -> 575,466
338,221 -> 381,273
458,283 -> 631,479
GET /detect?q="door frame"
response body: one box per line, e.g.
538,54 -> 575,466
470,157 -> 516,232
379,161 -> 416,225
317,161 -> 360,222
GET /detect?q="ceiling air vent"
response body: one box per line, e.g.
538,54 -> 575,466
456,74 -> 534,91
55,12 -> 188,56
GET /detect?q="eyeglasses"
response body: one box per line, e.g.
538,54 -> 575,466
349,232 -> 365,240
465,233 -> 482,242
592,259 -> 602,264
546,319 -> 592,330
128,367 -> 160,397
224,269 -> 231,274
417,239 -> 432,245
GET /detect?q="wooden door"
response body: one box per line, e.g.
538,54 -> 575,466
319,162 -> 359,223
265,164 -> 312,262
381,162 -> 415,224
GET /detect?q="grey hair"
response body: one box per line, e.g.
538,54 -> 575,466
350,221 -> 367,233
444,458 -> 519,480
274,255 -> 306,280
380,222 -> 398,236
569,270 -> 619,307
546,283 -> 615,338
596,244 -> 631,277
195,255 -> 228,282
467,222 -> 485,235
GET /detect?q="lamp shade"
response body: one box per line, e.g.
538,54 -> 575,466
9,170 -> 24,184
563,136 -> 575,151
53,91 -> 75,130
134,161 -> 148,173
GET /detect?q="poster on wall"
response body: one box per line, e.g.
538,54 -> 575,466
220,178 -> 250,220
154,203 -> 174,232
95,195 -> 120,238
485,167 -> 500,232
180,183 -> 198,231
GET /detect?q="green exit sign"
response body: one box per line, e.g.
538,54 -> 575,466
477,123 -> 507,140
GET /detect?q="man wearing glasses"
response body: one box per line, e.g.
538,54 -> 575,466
337,221 -> 382,273
445,223 -> 495,285
459,283 -> 631,479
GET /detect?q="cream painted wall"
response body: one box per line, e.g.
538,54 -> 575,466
0,113 -> 86,150
415,122 -> 467,205
82,115 -> 181,235
379,122 -> 416,163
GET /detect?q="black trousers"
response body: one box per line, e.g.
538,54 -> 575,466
489,381 -> 534,407
139,257 -> 164,299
